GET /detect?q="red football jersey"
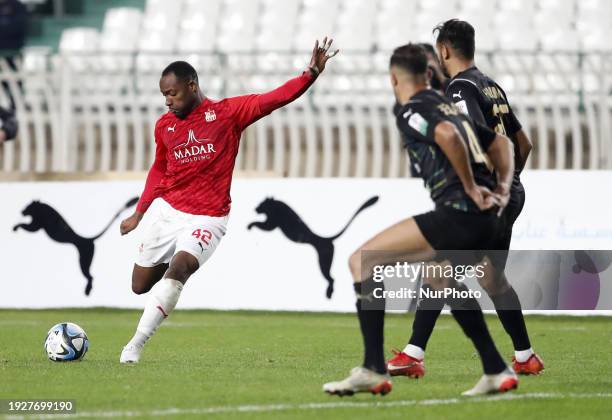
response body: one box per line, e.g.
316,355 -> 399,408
137,71 -> 315,216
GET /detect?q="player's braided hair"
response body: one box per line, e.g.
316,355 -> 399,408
434,19 -> 476,60
161,61 -> 199,85
389,43 -> 428,75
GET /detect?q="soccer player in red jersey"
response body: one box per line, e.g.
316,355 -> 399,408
118,38 -> 338,364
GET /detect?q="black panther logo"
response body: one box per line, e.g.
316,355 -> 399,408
13,197 -> 139,296
248,196 -> 379,298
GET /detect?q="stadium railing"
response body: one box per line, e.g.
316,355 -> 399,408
0,51 -> 611,176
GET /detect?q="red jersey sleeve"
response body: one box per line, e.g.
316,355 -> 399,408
227,71 -> 316,130
136,120 -> 167,213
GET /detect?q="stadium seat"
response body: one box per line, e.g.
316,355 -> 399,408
177,29 -> 216,54
538,0 -> 575,16
138,30 -> 177,53
293,0 -> 340,52
418,0 -> 458,14
99,7 -> 142,71
180,0 -> 221,31
497,28 -> 539,52
59,28 -> 100,72
378,0 -> 418,11
576,0 -> 612,35
142,0 -> 183,31
177,0 -> 220,54
581,30 -> 612,52
216,0 -> 259,52
102,7 -> 142,38
533,11 -> 573,37
375,6 -> 416,51
59,28 -> 100,53
498,0 -> 536,14
335,0 -> 376,52
458,0 -> 495,15
540,30 -> 581,52
21,46 -> 52,73
256,0 -> 300,52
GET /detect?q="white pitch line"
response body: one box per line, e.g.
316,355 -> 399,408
4,392 -> 612,420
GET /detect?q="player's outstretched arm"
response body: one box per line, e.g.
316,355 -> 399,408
258,37 -> 339,114
230,38 -> 339,130
434,121 -> 498,211
259,37 -> 340,115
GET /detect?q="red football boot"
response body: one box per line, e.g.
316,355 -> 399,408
386,349 -> 425,378
512,353 -> 545,375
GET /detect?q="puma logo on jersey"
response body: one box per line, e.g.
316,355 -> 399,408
168,124 -> 176,132
205,110 -> 216,122
453,90 -> 462,99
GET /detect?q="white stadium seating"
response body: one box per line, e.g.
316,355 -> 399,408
54,0 -> 608,60
5,0 -> 612,173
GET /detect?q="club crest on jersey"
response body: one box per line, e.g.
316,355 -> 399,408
205,109 -> 216,122
173,129 -> 216,164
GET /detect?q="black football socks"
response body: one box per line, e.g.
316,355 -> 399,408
408,284 -> 444,351
490,286 -> 532,351
447,284 -> 507,375
354,279 -> 387,375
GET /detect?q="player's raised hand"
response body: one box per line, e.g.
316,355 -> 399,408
309,37 -> 339,75
120,212 -> 143,236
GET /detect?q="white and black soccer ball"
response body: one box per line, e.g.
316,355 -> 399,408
44,322 -> 89,362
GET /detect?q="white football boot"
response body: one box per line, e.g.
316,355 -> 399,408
323,367 -> 392,396
462,367 -> 518,396
120,344 -> 143,364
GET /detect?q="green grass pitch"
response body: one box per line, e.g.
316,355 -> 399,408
1,309 -> 611,419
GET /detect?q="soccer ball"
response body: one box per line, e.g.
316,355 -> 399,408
44,322 -> 89,362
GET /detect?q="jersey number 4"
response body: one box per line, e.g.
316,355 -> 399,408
492,103 -> 510,135
462,121 -> 493,172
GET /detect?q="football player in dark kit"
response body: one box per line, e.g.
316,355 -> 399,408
324,44 -> 519,397
388,19 -> 543,380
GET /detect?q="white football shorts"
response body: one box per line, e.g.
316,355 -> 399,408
136,198 -> 228,268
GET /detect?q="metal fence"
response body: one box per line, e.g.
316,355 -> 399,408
1,51 -> 611,176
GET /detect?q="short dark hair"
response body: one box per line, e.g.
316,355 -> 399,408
418,42 -> 436,56
161,61 -> 198,84
389,43 -> 428,76
433,19 -> 475,60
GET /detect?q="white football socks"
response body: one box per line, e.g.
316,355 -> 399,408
403,344 -> 425,360
127,278 -> 184,348
514,347 -> 534,363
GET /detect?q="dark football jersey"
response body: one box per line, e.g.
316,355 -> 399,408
395,89 -> 497,212
446,66 -> 523,183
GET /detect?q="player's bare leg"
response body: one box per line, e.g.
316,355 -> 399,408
131,263 -> 168,295
324,218 -> 435,396
121,252 -> 199,364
